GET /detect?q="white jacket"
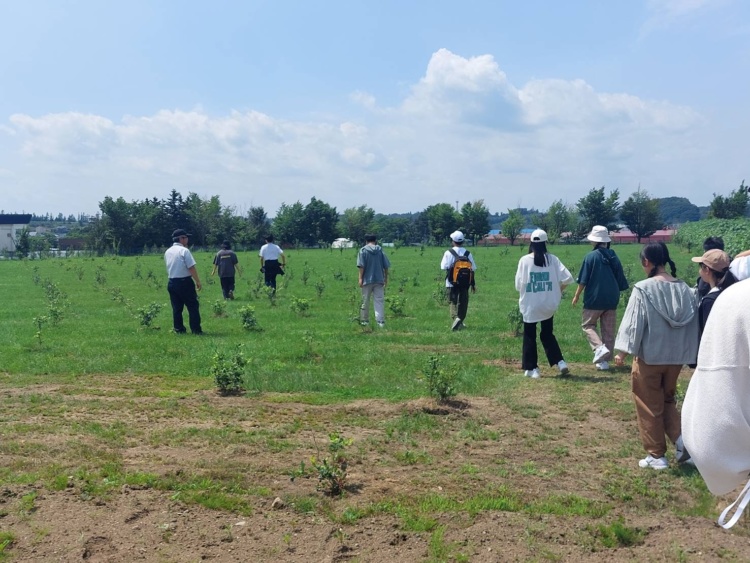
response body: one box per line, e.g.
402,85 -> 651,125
683,280 -> 750,496
515,253 -> 573,323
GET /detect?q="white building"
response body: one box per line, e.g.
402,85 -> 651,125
0,214 -> 32,254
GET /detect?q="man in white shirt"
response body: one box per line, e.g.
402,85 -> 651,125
164,229 -> 203,334
259,234 -> 286,291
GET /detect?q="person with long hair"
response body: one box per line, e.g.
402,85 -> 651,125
515,229 -> 574,379
614,242 -> 699,470
571,226 -> 629,371
691,248 -> 737,343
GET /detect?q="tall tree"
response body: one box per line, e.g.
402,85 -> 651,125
99,196 -> 137,253
423,203 -> 461,245
460,200 -> 491,245
245,206 -> 270,246
534,200 -> 573,244
576,187 -> 620,232
709,181 -> 749,219
339,205 -> 375,244
272,201 -> 306,245
620,188 -> 663,243
302,197 -> 338,246
502,209 -> 525,246
184,193 -> 222,247
371,215 -> 415,244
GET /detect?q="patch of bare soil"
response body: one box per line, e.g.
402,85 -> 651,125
2,374 -> 750,562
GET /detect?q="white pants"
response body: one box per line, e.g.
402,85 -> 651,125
360,283 -> 385,323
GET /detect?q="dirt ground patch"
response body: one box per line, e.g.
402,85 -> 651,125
2,372 -> 750,562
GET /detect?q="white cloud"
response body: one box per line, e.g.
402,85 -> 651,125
0,49 -> 732,217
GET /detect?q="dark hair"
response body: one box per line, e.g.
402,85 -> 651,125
265,234 -> 274,243
365,234 -> 377,243
640,242 -> 676,278
703,236 -> 725,252
705,265 -> 738,290
222,240 -> 231,249
594,241 -> 611,250
528,241 -> 548,267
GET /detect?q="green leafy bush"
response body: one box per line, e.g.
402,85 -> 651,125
134,302 -> 163,329
238,305 -> 261,331
211,345 -> 248,396
311,433 -> 353,496
673,218 -> 750,256
420,355 -> 458,403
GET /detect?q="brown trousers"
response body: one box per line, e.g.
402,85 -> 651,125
581,308 -> 616,361
631,358 -> 682,458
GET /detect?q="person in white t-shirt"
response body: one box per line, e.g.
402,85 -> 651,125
514,229 -> 573,378
259,234 -> 286,291
164,228 -> 203,334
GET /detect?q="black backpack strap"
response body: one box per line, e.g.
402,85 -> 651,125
448,248 -> 459,259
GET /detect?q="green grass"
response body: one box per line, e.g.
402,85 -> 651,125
0,244 -> 669,395
0,243 -> 724,559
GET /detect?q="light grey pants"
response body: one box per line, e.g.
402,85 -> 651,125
361,283 -> 385,323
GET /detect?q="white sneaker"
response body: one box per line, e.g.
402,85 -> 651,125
638,455 -> 669,470
524,368 -> 541,379
377,321 -> 385,328
593,344 -> 610,364
451,318 -> 463,331
557,360 -> 570,376
596,361 -> 609,371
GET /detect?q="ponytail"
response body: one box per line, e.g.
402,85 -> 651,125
640,242 -> 676,278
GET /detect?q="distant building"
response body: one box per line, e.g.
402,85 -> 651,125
331,238 -> 356,249
0,214 -> 32,254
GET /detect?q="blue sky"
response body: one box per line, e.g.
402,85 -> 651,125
1,0 -> 748,217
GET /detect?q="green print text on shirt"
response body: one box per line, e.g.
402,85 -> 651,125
526,272 -> 553,293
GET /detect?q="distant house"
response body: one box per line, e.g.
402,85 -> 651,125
610,228 -> 676,244
331,238 -> 355,249
0,214 -> 32,254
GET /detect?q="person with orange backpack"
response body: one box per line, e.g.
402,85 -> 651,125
440,231 -> 476,331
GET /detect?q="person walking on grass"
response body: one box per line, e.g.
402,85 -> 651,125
440,230 -> 476,331
614,242 -> 698,470
571,226 -> 629,372
259,234 -> 286,292
164,228 -> 203,335
211,240 -> 242,300
696,237 -> 725,299
357,234 -> 391,328
515,229 -> 573,379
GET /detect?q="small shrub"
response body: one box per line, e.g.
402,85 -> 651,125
507,306 -> 523,337
420,355 -> 458,403
290,297 -> 310,316
387,295 -> 407,317
134,302 -> 163,329
211,345 -> 248,396
212,299 -> 227,317
239,305 -> 261,331
311,433 -> 353,496
301,262 -> 311,286
32,315 -> 49,346
314,279 -> 326,298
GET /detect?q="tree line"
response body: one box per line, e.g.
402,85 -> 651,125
500,182 -> 749,245
14,181 -> 748,256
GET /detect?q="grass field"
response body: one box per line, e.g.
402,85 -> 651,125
2,243 -> 747,562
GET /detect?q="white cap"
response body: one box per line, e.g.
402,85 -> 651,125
450,231 -> 465,243
530,229 -> 548,242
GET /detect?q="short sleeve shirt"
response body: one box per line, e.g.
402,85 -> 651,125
165,243 -> 196,278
